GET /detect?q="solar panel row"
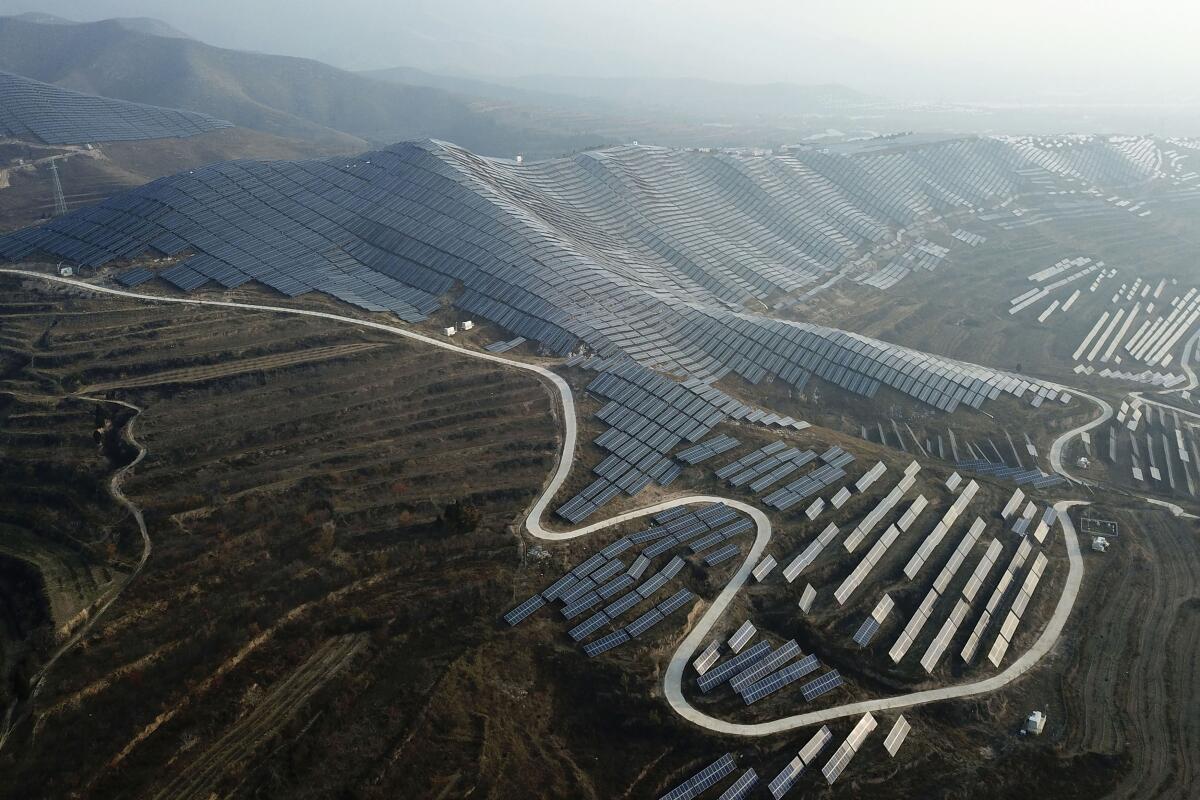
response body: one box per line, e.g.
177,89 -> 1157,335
3,137 -> 1139,420
0,69 -> 231,144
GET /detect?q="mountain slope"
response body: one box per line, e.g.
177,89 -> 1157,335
3,135 -> 1158,414
0,16 -> 604,158
502,75 -> 872,119
0,69 -> 231,144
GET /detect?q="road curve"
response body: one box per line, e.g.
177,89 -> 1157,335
1,269 -> 1099,736
663,501 -> 1087,735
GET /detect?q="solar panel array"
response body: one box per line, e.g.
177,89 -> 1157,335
761,460 -> 852,511
510,507 -> 748,653
963,538 -> 1035,662
698,640 -> 772,693
903,480 -> 979,579
0,69 -> 232,145
919,598 -> 972,672
1,138 -> 1075,413
675,434 -> 741,465
658,753 -> 737,800
883,715 -> 912,756
768,726 -> 832,799
782,523 -> 840,582
729,640 -> 802,694
986,551 -> 1049,667
835,523 -> 904,605
799,669 -> 844,701
890,516 -> 988,663
957,457 -> 1066,489
741,654 -> 821,705
558,361 -> 764,522
844,472 -> 918,552
716,768 -> 759,800
689,517 -> 755,555
822,713 -> 878,785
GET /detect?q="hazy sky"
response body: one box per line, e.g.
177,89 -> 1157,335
3,0 -> 1198,102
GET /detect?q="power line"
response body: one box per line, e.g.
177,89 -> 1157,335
48,160 -> 67,217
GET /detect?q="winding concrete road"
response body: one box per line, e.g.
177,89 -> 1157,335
0,268 -> 1133,736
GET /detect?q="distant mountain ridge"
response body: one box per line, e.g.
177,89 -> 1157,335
9,12 -> 192,39
363,67 -> 873,121
0,15 -> 606,158
502,74 -> 872,118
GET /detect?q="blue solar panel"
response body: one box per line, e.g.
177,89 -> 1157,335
716,768 -> 759,800
800,669 -> 844,702
583,629 -> 630,657
698,641 -> 772,693
659,754 -> 737,800
852,617 -> 881,647
741,654 -> 821,705
0,137 -> 1079,420
705,543 -> 740,566
502,594 -> 545,626
0,69 -> 231,144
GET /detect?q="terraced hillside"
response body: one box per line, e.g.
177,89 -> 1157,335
0,392 -> 133,708
0,275 -> 561,797
0,276 -> 1193,798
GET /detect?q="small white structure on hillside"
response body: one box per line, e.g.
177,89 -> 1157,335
58,265 -> 73,277
1092,536 -> 1110,553
461,320 -> 474,330
1025,711 -> 1046,735
442,326 -> 457,336
1076,456 -> 1090,469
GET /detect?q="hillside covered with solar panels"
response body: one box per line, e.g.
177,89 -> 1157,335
1,133 -> 1169,417
5,7 -> 1200,799
0,69 -> 232,144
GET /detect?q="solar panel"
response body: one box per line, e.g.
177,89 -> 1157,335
728,620 -> 756,653
568,611 -> 610,641
693,640 -> 722,675
767,757 -> 804,799
851,617 -> 881,647
2,136 -> 1079,423
658,588 -> 695,616
698,640 -> 771,693
626,608 -> 665,638
503,594 -> 546,626
658,753 -> 737,800
583,629 -> 630,657
705,543 -> 740,566
800,669 -> 844,701
741,654 -> 821,705
798,725 -> 834,765
883,715 -> 911,757
716,768 -> 758,800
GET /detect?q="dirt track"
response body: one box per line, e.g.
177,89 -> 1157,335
1060,508 -> 1200,798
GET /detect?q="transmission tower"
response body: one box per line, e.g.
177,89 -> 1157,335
48,160 -> 67,217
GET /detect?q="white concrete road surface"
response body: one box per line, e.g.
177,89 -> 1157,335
0,268 -> 1155,736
